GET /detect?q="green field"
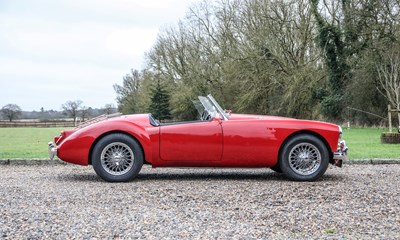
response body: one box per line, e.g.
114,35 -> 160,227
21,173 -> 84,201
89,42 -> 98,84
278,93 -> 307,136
342,128 -> 400,159
0,127 -> 399,159
0,128 -> 67,158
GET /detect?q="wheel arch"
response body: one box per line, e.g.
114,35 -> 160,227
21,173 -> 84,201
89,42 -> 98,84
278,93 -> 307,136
88,130 -> 148,165
278,130 -> 333,164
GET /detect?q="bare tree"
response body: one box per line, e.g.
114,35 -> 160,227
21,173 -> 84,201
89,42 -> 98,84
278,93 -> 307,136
102,103 -> 116,115
1,104 -> 22,122
114,69 -> 153,114
62,100 -> 83,126
377,46 -> 400,127
114,70 -> 142,113
144,0 -> 324,119
80,106 -> 91,122
112,0 -> 400,123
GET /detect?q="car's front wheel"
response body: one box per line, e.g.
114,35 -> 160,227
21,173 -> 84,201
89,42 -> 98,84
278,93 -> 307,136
92,133 -> 143,182
279,134 -> 329,181
270,164 -> 282,173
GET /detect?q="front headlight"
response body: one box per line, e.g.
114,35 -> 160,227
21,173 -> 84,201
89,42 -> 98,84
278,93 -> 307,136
338,126 -> 343,140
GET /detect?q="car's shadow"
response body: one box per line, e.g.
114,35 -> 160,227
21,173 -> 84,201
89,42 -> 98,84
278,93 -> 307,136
56,170 -> 345,183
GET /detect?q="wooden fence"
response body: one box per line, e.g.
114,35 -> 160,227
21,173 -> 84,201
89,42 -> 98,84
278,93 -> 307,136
0,121 -> 75,128
388,105 -> 400,132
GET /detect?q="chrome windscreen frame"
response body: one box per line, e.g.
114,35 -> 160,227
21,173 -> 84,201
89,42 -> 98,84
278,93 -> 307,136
207,94 -> 228,120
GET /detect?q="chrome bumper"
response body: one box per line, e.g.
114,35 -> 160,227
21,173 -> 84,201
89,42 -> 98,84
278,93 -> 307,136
332,140 -> 348,167
48,142 -> 57,160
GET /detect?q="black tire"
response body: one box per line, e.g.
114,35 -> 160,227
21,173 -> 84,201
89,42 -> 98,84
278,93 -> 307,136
270,164 -> 282,173
92,133 -> 143,182
279,134 -> 329,181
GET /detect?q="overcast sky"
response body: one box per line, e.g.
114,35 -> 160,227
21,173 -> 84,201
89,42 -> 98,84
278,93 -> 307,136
0,0 -> 197,111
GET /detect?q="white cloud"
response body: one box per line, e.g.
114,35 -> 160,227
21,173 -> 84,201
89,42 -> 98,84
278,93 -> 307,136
0,0 -> 198,111
1,15 -> 158,68
0,57 -> 123,110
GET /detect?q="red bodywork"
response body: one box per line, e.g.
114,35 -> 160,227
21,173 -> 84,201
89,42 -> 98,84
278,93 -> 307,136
55,113 -> 341,168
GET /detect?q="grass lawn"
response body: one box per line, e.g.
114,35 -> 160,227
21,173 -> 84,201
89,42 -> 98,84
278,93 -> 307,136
342,128 -> 400,159
0,127 -> 67,159
0,127 -> 399,160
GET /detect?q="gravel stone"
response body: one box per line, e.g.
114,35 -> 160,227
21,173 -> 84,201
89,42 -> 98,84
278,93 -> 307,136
0,164 -> 399,239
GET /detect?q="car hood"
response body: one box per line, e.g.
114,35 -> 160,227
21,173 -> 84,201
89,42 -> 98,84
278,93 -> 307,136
76,113 -> 152,129
55,114 -> 151,145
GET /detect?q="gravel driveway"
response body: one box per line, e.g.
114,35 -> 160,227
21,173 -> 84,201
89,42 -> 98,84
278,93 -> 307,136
0,164 -> 399,239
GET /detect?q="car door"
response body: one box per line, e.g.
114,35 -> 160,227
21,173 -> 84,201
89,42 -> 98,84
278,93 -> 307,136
159,118 -> 223,161
220,120 -> 278,166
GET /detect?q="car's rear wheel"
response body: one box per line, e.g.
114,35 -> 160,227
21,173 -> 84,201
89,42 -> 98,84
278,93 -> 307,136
279,134 -> 329,181
92,133 -> 143,182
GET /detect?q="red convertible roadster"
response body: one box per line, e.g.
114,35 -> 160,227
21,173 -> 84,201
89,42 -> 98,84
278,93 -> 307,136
49,95 -> 347,182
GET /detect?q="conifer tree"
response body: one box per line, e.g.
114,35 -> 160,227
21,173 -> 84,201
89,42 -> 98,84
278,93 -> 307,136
148,80 -> 172,120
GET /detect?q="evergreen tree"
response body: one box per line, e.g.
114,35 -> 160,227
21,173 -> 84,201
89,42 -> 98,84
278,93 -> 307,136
148,80 -> 172,120
310,0 -> 349,120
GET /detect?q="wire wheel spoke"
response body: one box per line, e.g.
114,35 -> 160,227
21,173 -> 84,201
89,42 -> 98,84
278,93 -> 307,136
100,142 -> 135,176
289,143 -> 321,176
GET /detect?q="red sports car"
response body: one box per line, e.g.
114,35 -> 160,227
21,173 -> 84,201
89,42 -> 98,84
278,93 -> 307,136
49,95 -> 348,182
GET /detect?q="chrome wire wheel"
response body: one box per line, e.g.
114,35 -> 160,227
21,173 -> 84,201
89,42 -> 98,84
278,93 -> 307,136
100,142 -> 134,176
288,143 -> 321,176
